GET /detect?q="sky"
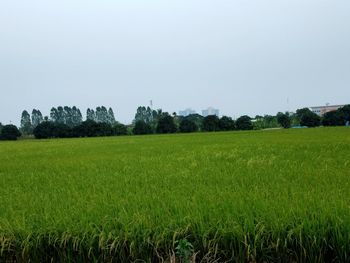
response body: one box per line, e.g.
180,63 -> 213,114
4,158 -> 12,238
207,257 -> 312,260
1,0 -> 350,125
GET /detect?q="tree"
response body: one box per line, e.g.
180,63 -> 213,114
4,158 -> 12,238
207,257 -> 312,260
156,114 -> 177,134
50,106 -> 82,127
296,108 -> 311,121
20,110 -> 32,134
134,106 -> 158,124
71,106 -> 83,126
236,115 -> 253,130
219,116 -> 235,131
202,115 -> 220,132
322,111 -> 343,126
50,107 -> 59,123
337,105 -> 350,125
86,108 -> 96,121
0,125 -> 21,140
108,108 -> 116,125
296,108 -> 321,127
277,112 -> 291,128
182,114 -> 204,131
31,109 -> 43,128
56,106 -> 65,124
94,106 -> 109,123
179,119 -> 198,133
133,120 -> 153,135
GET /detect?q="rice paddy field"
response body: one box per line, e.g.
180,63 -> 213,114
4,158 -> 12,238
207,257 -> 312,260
0,127 -> 350,262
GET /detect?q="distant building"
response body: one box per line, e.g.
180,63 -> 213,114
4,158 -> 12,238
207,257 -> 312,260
309,104 -> 346,117
178,108 -> 196,117
202,107 -> 220,117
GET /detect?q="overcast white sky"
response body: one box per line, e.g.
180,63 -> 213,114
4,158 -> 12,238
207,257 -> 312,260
1,0 -> 349,125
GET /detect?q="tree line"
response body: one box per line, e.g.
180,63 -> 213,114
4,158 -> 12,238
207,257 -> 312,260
0,104 -> 349,141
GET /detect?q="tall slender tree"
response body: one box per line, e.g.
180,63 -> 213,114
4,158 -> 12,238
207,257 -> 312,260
31,109 -> 43,128
108,108 -> 116,124
86,108 -> 96,121
72,106 -> 83,126
50,107 -> 59,123
20,110 -> 32,134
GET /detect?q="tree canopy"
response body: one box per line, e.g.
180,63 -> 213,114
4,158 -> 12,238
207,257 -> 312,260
236,115 -> 253,130
202,115 -> 220,132
277,112 -> 291,129
179,118 -> 198,133
0,125 -> 22,140
156,114 -> 177,134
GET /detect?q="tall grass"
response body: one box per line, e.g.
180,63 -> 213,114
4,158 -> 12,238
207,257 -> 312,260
0,128 -> 349,262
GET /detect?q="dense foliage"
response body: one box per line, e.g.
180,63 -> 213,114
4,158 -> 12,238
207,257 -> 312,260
179,118 -> 198,133
235,115 -> 253,130
202,115 -> 220,132
277,112 -> 291,128
0,124 -> 21,140
33,120 -> 123,139
156,114 -> 177,134
133,120 -> 153,135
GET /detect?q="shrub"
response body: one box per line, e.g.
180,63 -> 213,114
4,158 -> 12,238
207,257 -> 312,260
0,125 -> 21,140
33,122 -> 57,139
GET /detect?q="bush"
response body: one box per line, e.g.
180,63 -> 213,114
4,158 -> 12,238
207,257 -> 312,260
0,125 -> 21,140
179,119 -> 198,133
33,122 -> 57,139
73,120 -> 113,137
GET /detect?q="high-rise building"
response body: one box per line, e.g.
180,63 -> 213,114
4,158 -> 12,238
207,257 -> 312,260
202,107 -> 220,117
178,108 -> 196,117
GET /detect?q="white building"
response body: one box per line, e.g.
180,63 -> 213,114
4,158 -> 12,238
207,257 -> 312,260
202,107 -> 220,117
178,108 -> 196,117
310,104 -> 346,117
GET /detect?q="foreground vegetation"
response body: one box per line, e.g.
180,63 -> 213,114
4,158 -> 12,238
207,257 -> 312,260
0,128 -> 350,262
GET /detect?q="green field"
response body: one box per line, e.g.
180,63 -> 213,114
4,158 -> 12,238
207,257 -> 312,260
1,128 -> 350,262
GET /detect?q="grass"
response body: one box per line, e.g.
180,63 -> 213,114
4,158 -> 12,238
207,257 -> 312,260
0,127 -> 350,262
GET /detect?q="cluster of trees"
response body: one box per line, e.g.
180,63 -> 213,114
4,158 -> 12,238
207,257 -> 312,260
33,120 -> 127,139
132,105 -> 349,135
132,106 -> 255,135
1,104 -> 349,141
86,106 -> 116,124
20,106 -> 116,135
